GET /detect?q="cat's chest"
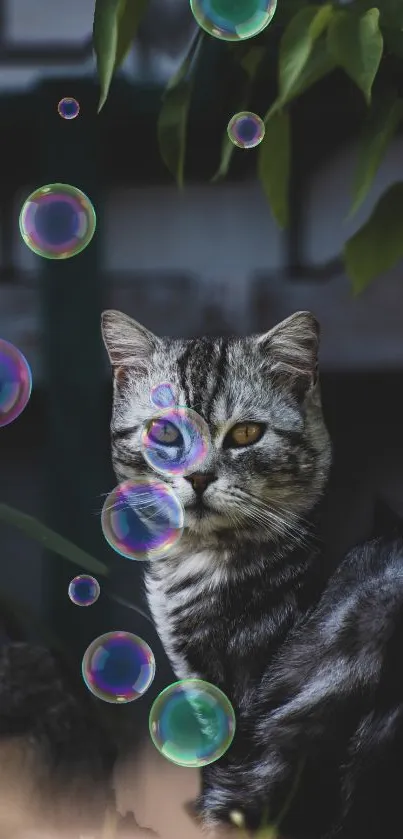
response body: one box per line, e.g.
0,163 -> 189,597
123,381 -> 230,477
144,549 -> 228,681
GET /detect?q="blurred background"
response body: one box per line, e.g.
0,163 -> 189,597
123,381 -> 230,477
1,0 -> 403,822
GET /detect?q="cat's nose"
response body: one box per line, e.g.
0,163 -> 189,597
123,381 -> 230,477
184,472 -> 217,494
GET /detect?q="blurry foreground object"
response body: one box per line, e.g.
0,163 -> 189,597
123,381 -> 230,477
0,638 -> 116,837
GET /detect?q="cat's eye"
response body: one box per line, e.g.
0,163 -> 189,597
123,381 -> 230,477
147,419 -> 180,446
224,422 -> 265,448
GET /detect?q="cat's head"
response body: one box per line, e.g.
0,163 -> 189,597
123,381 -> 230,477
101,310 -> 331,548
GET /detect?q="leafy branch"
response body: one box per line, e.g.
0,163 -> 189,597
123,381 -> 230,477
92,0 -> 403,292
0,503 -> 153,632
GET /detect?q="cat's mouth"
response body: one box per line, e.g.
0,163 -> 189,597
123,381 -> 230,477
184,498 -> 234,535
186,498 -> 212,517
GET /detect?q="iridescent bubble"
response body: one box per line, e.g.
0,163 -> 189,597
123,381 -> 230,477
150,382 -> 176,410
0,339 -> 32,428
227,111 -> 265,149
68,574 -> 100,607
57,97 -> 80,120
149,679 -> 236,767
101,478 -> 184,561
19,183 -> 96,260
82,631 -> 155,704
140,407 -> 211,477
190,0 -> 277,41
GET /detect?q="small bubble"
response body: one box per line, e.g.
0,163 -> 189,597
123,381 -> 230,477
150,382 -> 177,409
190,0 -> 277,41
57,97 -> 80,120
101,478 -> 184,561
227,111 -> 265,149
68,574 -> 100,607
0,339 -> 32,428
141,407 -> 211,477
149,678 -> 236,767
82,631 -> 156,704
19,183 -> 96,260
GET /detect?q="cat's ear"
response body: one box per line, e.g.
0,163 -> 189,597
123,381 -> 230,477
101,310 -> 160,373
256,311 -> 319,394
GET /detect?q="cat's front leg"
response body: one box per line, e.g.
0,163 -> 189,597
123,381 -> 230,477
193,762 -> 265,832
191,749 -> 289,833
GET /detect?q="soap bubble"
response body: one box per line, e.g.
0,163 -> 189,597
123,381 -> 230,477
101,478 -> 184,561
190,0 -> 277,41
227,111 -> 265,149
141,407 -> 211,477
68,574 -> 100,607
150,382 -> 177,409
0,339 -> 32,428
19,183 -> 96,259
57,97 -> 80,120
82,631 -> 156,703
149,678 -> 236,767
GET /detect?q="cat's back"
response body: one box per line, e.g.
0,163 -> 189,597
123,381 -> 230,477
253,530 -> 403,718
319,534 -> 403,653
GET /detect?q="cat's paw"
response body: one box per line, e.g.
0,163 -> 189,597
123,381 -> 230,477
193,763 -> 267,833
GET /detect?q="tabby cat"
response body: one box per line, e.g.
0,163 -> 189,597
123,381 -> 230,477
102,308 -> 403,839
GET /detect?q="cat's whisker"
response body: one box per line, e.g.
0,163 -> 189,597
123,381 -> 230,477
232,502 -> 294,544
229,487 -> 312,549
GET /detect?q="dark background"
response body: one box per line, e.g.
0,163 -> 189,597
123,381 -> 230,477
1,0 -> 403,749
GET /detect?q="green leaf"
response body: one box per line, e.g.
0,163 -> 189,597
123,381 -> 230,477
265,37 -> 336,120
114,0 -> 150,70
239,45 -> 266,80
327,8 -> 383,105
211,129 -> 240,183
93,0 -> 149,111
344,182 -> 403,293
93,0 -> 121,112
278,4 -> 333,104
258,110 -> 291,228
350,96 -> 403,216
0,503 -> 109,577
281,35 -> 336,104
157,32 -> 203,188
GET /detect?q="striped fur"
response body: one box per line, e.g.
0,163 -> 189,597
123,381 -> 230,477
103,311 -> 403,839
101,309 -> 331,700
198,532 -> 403,839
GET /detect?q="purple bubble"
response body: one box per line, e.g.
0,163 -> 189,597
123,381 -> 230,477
101,478 -> 184,561
0,339 -> 32,428
82,631 -> 156,703
19,183 -> 96,260
68,574 -> 100,607
227,112 -> 265,149
150,382 -> 176,409
141,407 -> 211,477
57,97 -> 80,120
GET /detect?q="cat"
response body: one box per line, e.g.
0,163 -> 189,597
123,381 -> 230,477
200,511 -> 403,839
101,308 -> 403,839
101,309 -> 330,694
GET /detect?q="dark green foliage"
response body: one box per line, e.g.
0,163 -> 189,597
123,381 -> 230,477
93,0 -> 149,111
344,182 -> 403,293
157,31 -> 205,188
90,0 -> 403,288
0,503 -> 108,576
